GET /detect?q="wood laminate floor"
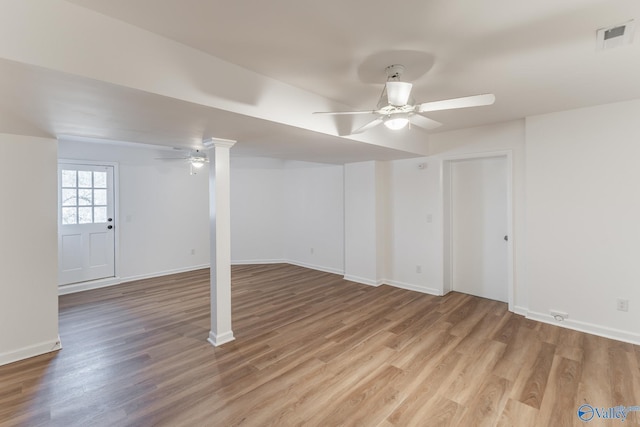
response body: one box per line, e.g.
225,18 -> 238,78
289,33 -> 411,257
1,264 -> 639,426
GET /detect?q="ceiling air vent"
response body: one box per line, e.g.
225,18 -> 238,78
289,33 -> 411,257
597,20 -> 635,50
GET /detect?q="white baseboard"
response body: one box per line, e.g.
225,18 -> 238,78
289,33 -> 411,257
58,264 -> 210,295
526,310 -> 640,346
512,305 -> 528,316
286,260 -> 344,276
0,335 -> 62,367
343,275 -> 383,287
383,279 -> 443,296
122,264 -> 210,283
207,330 -> 235,347
231,259 -> 286,265
59,277 -> 122,295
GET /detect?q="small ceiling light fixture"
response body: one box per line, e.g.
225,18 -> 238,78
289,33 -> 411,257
384,114 -> 410,130
191,158 -> 206,169
189,151 -> 208,175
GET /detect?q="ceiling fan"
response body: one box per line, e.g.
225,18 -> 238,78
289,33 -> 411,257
156,146 -> 210,175
313,64 -> 495,134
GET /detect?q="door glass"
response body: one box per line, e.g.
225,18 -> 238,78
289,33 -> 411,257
60,169 -> 110,225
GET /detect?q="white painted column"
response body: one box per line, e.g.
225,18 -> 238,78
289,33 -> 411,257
207,139 -> 236,346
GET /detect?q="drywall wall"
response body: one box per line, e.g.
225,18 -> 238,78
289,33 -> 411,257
386,156 -> 442,295
230,157 -> 286,263
283,160 -> 344,274
0,134 -> 60,366
344,161 -> 380,285
526,99 -> 640,343
58,140 -> 210,284
375,162 -> 391,283
343,160 -> 392,286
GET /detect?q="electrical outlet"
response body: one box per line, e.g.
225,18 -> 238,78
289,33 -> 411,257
617,298 -> 629,312
310,247 -> 314,255
416,265 -> 422,274
190,249 -> 195,255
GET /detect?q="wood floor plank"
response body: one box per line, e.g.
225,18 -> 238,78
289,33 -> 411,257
386,351 -> 465,426
536,356 -> 582,427
496,399 -> 539,427
457,374 -> 512,427
0,264 -> 638,426
511,341 -> 556,409
441,340 -> 506,406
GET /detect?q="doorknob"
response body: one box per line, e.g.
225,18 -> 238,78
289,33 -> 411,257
107,225 -> 113,230
504,235 -> 508,242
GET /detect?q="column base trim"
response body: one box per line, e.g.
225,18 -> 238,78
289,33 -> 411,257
208,330 -> 235,347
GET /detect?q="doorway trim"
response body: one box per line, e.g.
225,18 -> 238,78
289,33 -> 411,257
441,150 -> 514,311
58,159 -> 121,295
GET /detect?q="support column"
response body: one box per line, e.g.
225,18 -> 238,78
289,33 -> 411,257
207,138 -> 236,346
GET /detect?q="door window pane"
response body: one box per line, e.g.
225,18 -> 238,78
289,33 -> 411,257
78,189 -> 93,205
93,171 -> 107,188
78,171 -> 92,188
94,189 -> 107,206
62,189 -> 77,206
62,170 -> 77,187
78,207 -> 93,224
62,207 -> 77,225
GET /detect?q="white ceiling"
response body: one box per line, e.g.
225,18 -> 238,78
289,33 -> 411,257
2,0 -> 640,163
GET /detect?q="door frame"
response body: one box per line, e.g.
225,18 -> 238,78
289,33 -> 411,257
441,150 -> 514,310
58,159 -> 121,295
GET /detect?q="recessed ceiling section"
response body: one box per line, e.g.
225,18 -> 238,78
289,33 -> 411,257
0,58 -> 418,164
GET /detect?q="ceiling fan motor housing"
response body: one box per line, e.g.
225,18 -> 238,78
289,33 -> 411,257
385,64 -> 405,81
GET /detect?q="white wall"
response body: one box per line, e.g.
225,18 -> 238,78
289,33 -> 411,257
344,162 -> 380,284
525,99 -> 640,343
0,134 -> 60,366
230,157 -> 285,263
283,161 -> 344,274
386,156 -> 442,295
58,140 -> 210,284
230,158 -> 344,273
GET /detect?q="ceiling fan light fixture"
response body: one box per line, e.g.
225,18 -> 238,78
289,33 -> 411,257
383,115 -> 410,130
190,150 -> 207,169
191,159 -> 206,168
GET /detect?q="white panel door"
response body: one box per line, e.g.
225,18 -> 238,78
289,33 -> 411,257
58,164 -> 115,285
451,157 -> 508,302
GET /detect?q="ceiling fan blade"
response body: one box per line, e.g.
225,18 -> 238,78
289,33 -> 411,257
155,157 -> 189,161
386,82 -> 413,106
410,114 -> 443,130
417,93 -> 495,113
313,110 -> 377,115
351,118 -> 383,134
